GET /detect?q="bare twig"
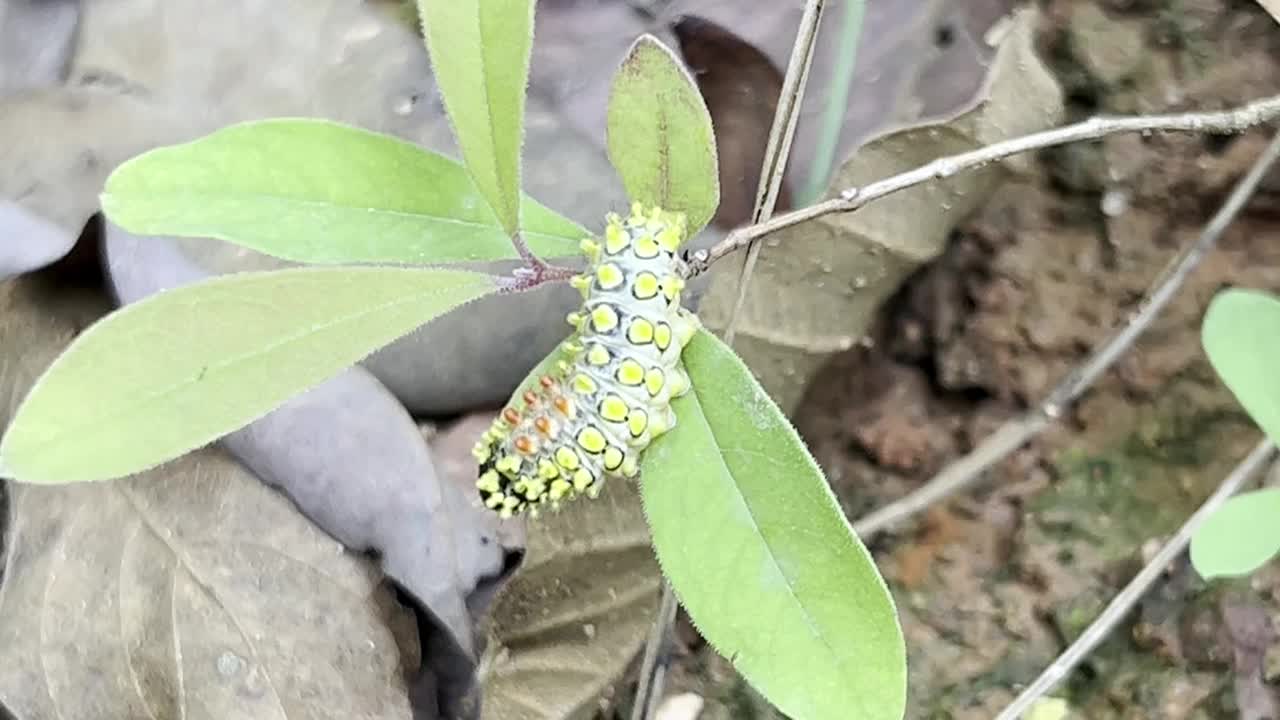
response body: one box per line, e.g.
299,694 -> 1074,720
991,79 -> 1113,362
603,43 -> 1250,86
686,92 -> 1280,277
633,3 -> 828,717
994,439 -> 1276,720
631,585 -> 679,720
853,126 -> 1280,539
509,230 -> 548,270
722,0 -> 826,346
495,262 -> 580,293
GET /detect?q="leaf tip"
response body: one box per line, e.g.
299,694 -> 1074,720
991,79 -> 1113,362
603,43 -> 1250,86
98,191 -> 119,221
0,434 -> 20,482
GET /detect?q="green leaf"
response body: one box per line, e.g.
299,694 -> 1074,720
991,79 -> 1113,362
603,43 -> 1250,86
1191,488 -> 1280,578
0,267 -> 495,484
1202,288 -> 1280,443
641,330 -> 906,720
417,0 -> 534,235
607,35 -> 720,238
101,119 -> 587,265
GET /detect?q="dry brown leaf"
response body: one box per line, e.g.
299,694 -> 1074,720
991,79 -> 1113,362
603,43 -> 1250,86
696,7 -> 1065,412
481,487 -> 657,716
479,483 -> 660,720
1256,0 -> 1280,24
0,275 -> 418,720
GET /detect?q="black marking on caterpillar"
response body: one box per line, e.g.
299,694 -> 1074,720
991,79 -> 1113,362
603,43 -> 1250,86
472,203 -> 700,517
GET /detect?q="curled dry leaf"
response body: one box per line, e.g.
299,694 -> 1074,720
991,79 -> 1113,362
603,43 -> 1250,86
480,484 -> 661,720
0,274 -> 417,720
696,7 -> 1065,412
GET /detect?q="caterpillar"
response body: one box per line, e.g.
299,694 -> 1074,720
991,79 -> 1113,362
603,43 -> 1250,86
472,203 -> 700,518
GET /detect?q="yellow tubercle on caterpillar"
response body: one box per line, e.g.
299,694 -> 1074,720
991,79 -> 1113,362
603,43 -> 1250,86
599,395 -> 629,423
595,263 -> 625,290
632,272 -> 660,300
653,322 -> 672,351
644,368 -> 665,397
555,446 -> 580,470
587,343 -> 611,366
605,221 -> 630,254
590,304 -> 619,333
627,317 -> 655,344
657,226 -> 682,253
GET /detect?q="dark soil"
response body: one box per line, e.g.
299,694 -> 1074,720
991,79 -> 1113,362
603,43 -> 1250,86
660,1 -> 1280,718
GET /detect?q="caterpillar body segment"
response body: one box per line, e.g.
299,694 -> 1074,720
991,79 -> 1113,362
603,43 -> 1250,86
473,204 -> 699,517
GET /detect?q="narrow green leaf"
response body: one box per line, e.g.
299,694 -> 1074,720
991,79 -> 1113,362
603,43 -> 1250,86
1191,489 -> 1280,578
417,0 -> 534,235
0,268 -> 496,484
101,119 -> 587,265
642,330 -> 906,720
607,35 -> 720,237
1202,287 -> 1280,443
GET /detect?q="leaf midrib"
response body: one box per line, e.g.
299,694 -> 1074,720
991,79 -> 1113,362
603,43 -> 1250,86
7,273 -> 493,477
689,383 -> 856,698
103,191 -> 581,243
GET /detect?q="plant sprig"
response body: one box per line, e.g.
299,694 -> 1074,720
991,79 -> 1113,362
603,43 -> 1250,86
6,3 -> 1280,720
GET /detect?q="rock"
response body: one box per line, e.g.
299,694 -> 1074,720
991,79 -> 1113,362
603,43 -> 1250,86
0,200 -> 77,279
0,0 -> 81,94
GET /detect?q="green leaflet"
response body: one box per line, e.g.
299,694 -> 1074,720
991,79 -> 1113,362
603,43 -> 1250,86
606,35 -> 720,238
641,329 -> 906,720
1191,489 -> 1280,579
101,119 -> 586,264
0,267 -> 496,484
1202,288 -> 1280,444
1192,288 -> 1280,578
418,0 -> 534,235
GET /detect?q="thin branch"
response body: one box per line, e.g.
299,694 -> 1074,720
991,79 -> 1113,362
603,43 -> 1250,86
994,439 -> 1276,720
509,231 -> 548,271
629,583 -> 678,720
853,126 -> 1280,539
686,92 -> 1280,277
633,3 -> 828,717
495,262 -> 580,294
723,0 -> 826,346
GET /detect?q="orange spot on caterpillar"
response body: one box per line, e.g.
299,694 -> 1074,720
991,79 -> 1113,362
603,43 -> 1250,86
554,396 -> 572,416
523,390 -> 539,407
502,407 -> 521,425
534,416 -> 553,435
514,436 -> 535,454
539,375 -> 556,389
